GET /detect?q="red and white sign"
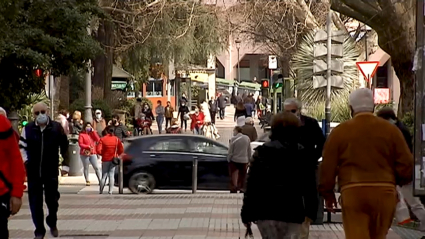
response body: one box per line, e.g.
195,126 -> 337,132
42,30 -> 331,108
356,61 -> 379,82
374,88 -> 390,104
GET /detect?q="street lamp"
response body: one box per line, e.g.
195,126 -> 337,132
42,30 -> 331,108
235,38 -> 241,96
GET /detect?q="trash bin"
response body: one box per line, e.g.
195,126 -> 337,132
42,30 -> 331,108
68,135 -> 83,176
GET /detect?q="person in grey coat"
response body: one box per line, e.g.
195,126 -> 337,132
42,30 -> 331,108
228,126 -> 251,193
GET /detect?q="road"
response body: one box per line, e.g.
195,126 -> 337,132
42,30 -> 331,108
9,192 -> 404,239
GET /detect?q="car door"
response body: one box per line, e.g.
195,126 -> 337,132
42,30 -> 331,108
188,138 -> 229,190
142,137 -> 192,189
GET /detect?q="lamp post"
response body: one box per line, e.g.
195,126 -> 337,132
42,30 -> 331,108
84,26 -> 93,125
235,38 -> 241,94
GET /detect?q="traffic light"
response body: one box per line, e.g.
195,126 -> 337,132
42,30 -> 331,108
273,74 -> 283,89
21,116 -> 28,126
261,79 -> 269,89
35,69 -> 43,78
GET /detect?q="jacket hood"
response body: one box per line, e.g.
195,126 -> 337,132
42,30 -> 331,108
0,115 -> 11,132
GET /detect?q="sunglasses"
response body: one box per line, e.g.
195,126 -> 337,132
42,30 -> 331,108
34,110 -> 46,116
95,112 -> 101,115
286,109 -> 297,113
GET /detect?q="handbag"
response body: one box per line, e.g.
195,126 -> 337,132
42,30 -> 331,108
112,138 -> 120,165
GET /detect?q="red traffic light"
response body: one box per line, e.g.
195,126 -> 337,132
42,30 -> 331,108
261,80 -> 269,88
35,69 -> 43,77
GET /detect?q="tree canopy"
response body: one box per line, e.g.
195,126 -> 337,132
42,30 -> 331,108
0,0 -> 103,111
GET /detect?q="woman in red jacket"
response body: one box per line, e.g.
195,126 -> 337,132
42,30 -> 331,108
190,107 -> 205,135
78,122 -> 101,186
96,126 -> 124,194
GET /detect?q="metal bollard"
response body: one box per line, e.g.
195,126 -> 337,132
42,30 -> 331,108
192,157 -> 198,194
119,158 -> 124,194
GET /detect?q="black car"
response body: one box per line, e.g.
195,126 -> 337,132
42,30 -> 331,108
116,134 -> 230,194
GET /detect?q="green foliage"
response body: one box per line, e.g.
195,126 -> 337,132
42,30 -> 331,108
291,29 -> 360,122
400,111 -> 414,135
69,99 -> 112,122
119,2 -> 227,83
16,93 -> 50,121
0,0 -> 104,111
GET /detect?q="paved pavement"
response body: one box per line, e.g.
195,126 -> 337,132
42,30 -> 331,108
9,193 -> 404,239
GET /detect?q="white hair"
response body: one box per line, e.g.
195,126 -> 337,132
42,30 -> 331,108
283,98 -> 302,109
245,117 -> 253,124
0,107 -> 6,117
349,88 -> 374,113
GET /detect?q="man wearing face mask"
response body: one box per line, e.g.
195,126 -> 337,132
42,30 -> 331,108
18,102 -> 70,239
109,115 -> 129,142
93,109 -> 106,137
283,98 -> 325,237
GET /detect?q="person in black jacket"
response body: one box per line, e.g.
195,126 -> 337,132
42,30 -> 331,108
208,96 -> 218,124
241,112 -> 318,238
283,98 -> 325,236
108,114 -> 129,142
18,102 -> 70,239
217,93 -> 227,120
377,107 -> 412,151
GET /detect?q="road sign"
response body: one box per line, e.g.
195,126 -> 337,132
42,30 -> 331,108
268,55 -> 277,69
356,61 -> 379,82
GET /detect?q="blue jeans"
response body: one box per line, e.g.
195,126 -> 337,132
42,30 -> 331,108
157,115 -> 164,134
100,161 -> 116,194
80,154 -> 101,183
193,127 -> 201,135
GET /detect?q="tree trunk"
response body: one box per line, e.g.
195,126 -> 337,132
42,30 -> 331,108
58,75 -> 70,110
93,21 -> 106,99
392,59 -> 415,117
103,20 -> 115,100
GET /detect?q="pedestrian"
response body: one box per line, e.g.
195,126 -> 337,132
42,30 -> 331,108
93,109 -> 107,137
0,114 -> 26,239
71,110 -> 83,135
235,102 -> 247,126
164,101 -> 174,128
19,102 -> 70,239
180,93 -> 188,106
133,98 -> 143,135
255,96 -> 263,118
155,100 -> 165,134
217,93 -> 227,119
203,122 -> 220,140
97,126 -> 124,195
142,103 -> 154,134
177,102 -> 190,132
200,100 -> 212,123
377,107 -> 425,229
78,122 -> 102,186
319,89 -> 413,239
56,110 -> 70,135
227,126 -> 251,193
208,96 -> 218,124
108,114 -> 129,142
190,107 -> 205,135
244,94 -> 255,118
241,117 -> 258,142
283,97 -> 325,237
241,112 -> 318,239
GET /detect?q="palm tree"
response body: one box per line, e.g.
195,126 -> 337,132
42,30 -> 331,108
291,29 -> 360,122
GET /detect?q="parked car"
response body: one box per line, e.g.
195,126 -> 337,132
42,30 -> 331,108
116,135 -> 230,194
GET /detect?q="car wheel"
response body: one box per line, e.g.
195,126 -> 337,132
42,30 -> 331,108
128,171 -> 156,194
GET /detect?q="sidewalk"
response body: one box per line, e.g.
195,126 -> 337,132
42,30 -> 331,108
9,192 -> 405,239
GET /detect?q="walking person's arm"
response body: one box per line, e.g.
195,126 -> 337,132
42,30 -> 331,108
18,128 -> 29,164
59,124 -> 70,173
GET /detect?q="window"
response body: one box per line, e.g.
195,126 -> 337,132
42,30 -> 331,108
191,140 -> 228,155
146,80 -> 163,97
149,139 -> 187,151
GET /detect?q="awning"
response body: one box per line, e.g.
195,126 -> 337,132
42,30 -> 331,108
239,81 -> 261,90
216,78 -> 234,86
112,65 -> 134,79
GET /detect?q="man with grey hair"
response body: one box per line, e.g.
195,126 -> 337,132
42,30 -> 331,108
241,117 -> 257,142
283,98 -> 325,238
19,102 -> 70,239
319,88 -> 413,239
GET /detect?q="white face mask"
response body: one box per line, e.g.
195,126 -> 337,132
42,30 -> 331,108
96,114 -> 101,119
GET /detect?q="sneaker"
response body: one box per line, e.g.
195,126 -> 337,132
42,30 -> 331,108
50,227 -> 59,237
86,181 -> 90,186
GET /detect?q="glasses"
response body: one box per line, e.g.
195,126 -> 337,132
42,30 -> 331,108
286,109 -> 297,114
34,110 -> 46,116
95,113 -> 101,115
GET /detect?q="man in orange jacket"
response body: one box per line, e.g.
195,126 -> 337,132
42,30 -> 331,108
0,114 -> 26,238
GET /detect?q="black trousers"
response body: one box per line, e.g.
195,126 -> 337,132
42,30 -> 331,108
28,176 -> 60,237
219,107 -> 225,119
210,111 -> 217,124
165,117 -> 172,128
180,118 -> 187,130
0,192 -> 10,239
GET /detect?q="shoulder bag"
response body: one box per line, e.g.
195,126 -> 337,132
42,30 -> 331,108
112,137 -> 120,165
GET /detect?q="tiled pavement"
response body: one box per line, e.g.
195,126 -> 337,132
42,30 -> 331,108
9,193 -> 404,239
